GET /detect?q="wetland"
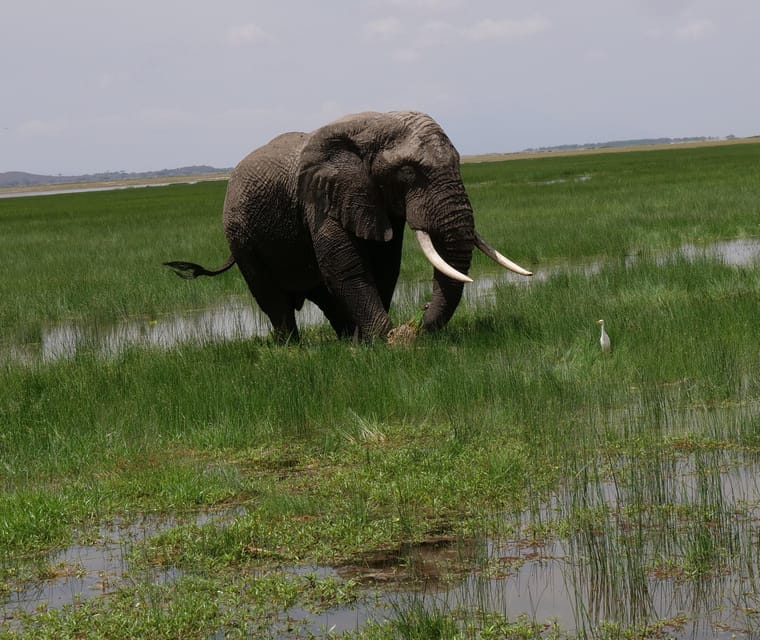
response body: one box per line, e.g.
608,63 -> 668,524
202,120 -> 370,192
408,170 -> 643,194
2,141 -> 760,638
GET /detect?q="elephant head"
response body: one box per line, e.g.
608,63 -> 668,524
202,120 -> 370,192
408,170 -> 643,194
297,111 -> 531,333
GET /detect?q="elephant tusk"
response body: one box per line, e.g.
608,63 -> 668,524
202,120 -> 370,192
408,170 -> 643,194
474,232 -> 533,276
414,230 -> 473,283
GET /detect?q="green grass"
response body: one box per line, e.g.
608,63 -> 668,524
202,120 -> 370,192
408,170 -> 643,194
0,181 -> 241,345
2,143 -> 758,342
2,142 -> 760,638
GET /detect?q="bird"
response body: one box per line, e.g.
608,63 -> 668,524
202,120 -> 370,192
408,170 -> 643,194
596,319 -> 611,353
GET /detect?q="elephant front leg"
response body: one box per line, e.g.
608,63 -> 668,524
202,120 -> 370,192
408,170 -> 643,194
311,219 -> 393,340
305,285 -> 356,338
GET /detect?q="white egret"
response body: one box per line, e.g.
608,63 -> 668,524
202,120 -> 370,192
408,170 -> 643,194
596,319 -> 611,353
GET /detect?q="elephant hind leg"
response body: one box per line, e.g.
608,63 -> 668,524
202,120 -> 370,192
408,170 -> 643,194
265,306 -> 299,344
234,253 -> 299,343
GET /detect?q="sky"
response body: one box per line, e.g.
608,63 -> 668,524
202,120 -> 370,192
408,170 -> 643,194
1,0 -> 758,176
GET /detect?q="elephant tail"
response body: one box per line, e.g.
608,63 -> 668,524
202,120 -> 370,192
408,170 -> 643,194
163,255 -> 236,279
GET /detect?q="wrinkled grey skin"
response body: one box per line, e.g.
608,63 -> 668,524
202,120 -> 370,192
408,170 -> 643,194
165,111 -> 476,342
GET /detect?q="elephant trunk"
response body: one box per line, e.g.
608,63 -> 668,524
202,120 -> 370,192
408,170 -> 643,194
409,197 -> 475,332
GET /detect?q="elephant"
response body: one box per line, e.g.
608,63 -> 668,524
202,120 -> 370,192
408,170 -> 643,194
164,110 -> 531,343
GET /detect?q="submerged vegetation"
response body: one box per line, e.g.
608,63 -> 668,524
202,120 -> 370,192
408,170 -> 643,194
1,141 -> 760,638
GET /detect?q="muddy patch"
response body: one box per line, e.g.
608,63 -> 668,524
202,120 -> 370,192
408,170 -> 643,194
337,536 -> 479,589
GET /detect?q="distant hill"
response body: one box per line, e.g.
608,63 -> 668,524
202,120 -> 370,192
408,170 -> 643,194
0,166 -> 230,188
3,134 -> 755,187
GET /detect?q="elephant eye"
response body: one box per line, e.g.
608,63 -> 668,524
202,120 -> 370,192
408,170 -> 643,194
396,165 -> 417,185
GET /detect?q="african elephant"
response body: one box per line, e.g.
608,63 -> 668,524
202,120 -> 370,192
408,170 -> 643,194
165,111 -> 531,342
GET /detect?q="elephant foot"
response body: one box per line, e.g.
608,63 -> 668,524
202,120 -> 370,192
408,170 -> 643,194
386,322 -> 419,347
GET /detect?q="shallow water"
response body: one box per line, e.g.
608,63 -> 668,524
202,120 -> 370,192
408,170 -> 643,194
4,238 -> 760,634
0,181 -> 196,199
307,450 -> 760,638
276,402 -> 760,638
6,238 -> 760,365
531,174 -> 592,186
0,508 -> 242,621
4,447 -> 760,638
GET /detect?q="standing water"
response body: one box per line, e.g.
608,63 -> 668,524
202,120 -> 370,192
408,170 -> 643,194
5,239 -> 760,365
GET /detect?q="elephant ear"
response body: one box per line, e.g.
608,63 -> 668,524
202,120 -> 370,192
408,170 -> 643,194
297,115 -> 396,242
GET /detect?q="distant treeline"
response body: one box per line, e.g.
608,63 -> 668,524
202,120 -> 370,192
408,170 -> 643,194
0,166 -> 231,188
525,135 -> 737,153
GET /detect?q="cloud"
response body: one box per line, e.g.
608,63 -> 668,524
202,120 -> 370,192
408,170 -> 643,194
378,0 -> 462,10
583,48 -> 609,64
18,119 -> 68,137
364,17 -> 404,39
646,17 -> 715,42
367,14 -> 550,63
636,0 -> 697,19
417,20 -> 457,47
391,48 -> 421,63
98,73 -> 117,90
675,19 -> 714,41
407,15 -> 549,49
137,108 -> 199,128
227,23 -> 275,47
465,16 -> 550,41
319,100 -> 344,121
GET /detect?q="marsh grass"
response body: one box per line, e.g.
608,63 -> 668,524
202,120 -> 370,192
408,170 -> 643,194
4,255 -> 760,636
3,142 -> 760,637
462,142 -> 760,266
2,143 -> 758,342
0,181 -> 241,344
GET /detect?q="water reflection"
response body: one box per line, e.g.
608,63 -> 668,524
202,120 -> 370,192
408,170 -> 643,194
423,449 -> 760,639
0,508 -> 244,618
6,238 -> 760,364
3,450 -> 760,638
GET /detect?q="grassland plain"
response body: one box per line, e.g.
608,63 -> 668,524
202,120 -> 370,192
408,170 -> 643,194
1,141 -> 760,638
